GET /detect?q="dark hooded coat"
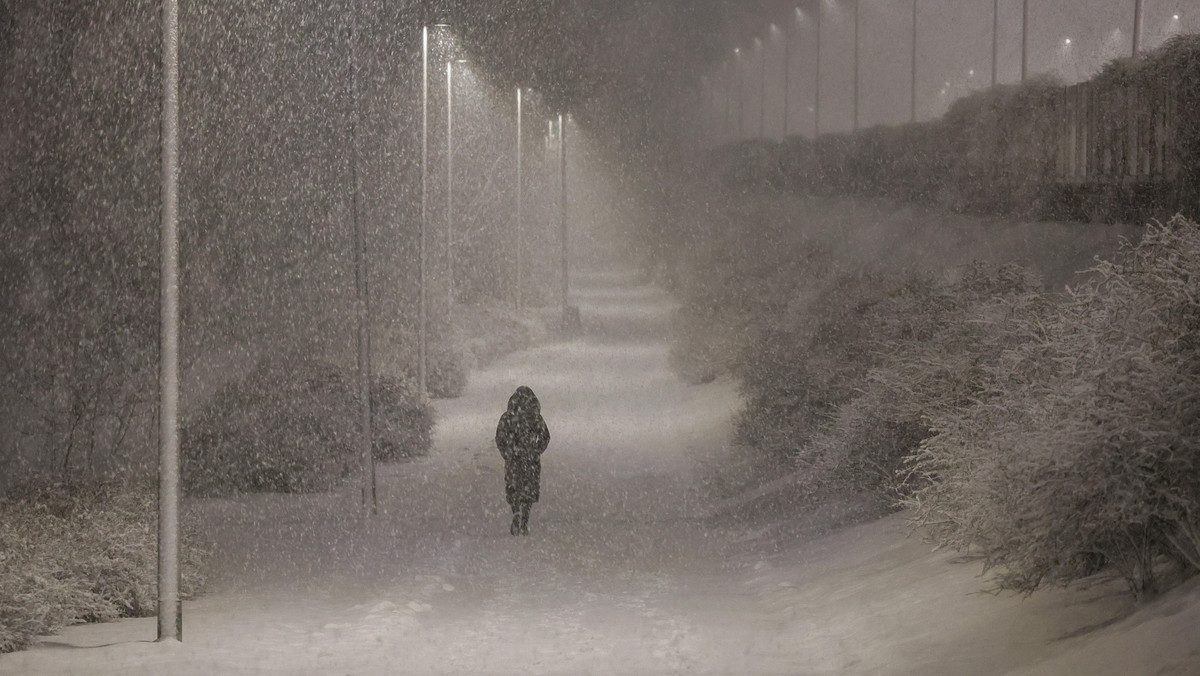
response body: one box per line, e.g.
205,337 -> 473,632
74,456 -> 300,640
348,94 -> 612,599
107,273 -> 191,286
495,386 -> 550,505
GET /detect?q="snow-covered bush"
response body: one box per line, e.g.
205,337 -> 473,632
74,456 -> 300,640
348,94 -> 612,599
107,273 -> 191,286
0,479 -> 207,653
182,358 -> 432,497
905,217 -> 1200,599
738,263 -> 1041,495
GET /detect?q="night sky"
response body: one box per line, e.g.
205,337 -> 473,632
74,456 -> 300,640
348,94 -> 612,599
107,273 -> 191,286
436,0 -> 1198,156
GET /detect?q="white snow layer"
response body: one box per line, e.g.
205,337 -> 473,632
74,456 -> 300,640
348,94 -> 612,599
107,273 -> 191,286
3,267 -> 1198,676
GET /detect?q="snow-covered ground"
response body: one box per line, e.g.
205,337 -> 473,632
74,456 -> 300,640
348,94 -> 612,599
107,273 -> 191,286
3,267 -> 1198,675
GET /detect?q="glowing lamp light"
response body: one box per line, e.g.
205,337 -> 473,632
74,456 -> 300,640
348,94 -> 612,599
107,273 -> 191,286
1064,38 -> 1072,45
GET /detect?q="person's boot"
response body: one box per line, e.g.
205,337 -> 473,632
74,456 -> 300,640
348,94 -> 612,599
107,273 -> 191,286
510,510 -> 521,536
519,503 -> 531,536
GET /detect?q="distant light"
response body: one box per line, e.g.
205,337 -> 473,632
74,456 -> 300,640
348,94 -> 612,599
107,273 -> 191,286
734,47 -> 741,54
1064,38 -> 1072,45
1173,14 -> 1181,20
968,69 -> 975,76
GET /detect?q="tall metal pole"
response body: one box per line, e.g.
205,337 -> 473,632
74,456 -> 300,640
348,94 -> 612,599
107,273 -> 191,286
814,1 -> 822,138
1132,0 -> 1144,55
350,0 -> 375,514
157,0 -> 181,643
758,38 -> 766,138
910,0 -> 918,123
853,0 -> 860,132
558,114 -> 568,325
419,25 -> 429,395
729,51 -> 739,140
988,0 -> 998,86
1021,0 -> 1029,82
516,87 -> 523,311
724,61 -> 732,141
783,16 -> 792,139
446,61 -> 455,315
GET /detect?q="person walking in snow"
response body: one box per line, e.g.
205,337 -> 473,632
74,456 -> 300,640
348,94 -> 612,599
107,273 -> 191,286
495,385 -> 550,536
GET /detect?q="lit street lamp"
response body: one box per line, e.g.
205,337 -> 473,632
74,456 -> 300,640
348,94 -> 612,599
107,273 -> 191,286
757,37 -> 766,137
734,47 -> 745,139
853,0 -> 860,132
447,59 -> 470,316
557,114 -> 569,328
419,23 -> 448,396
516,86 -> 524,310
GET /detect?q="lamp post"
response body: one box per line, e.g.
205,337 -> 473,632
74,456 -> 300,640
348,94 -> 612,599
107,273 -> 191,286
735,47 -> 745,139
783,12 -> 795,139
1132,0 -> 1144,55
724,60 -> 733,141
852,0 -> 860,132
157,0 -> 181,643
1021,0 -> 1029,81
516,86 -> 524,311
557,114 -> 569,328
910,0 -> 917,123
757,37 -> 767,138
420,24 -> 429,395
446,59 -> 468,316
352,2 -> 375,515
418,24 -> 448,395
814,0 -> 822,137
991,0 -> 999,87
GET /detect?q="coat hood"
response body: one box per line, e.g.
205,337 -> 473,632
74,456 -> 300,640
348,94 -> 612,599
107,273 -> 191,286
507,385 -> 541,416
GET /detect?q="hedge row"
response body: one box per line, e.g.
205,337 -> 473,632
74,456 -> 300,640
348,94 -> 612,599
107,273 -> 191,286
715,34 -> 1200,224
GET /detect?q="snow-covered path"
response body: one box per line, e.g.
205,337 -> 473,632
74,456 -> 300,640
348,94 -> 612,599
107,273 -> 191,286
5,267 -> 1199,675
1,268 -> 786,675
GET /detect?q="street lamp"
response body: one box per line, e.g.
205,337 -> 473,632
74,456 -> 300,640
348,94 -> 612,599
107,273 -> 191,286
419,23 -> 448,395
910,0 -> 918,124
557,114 -> 569,328
991,0 -> 999,87
516,86 -> 524,311
852,0 -> 860,132
783,9 -> 804,139
1133,0 -> 1144,55
1021,0 -> 1029,82
447,59 -> 470,316
157,0 -> 181,644
734,47 -> 745,139
756,37 -> 766,138
814,0 -> 822,137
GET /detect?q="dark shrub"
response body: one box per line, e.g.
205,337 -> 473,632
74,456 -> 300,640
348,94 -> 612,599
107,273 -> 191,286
182,357 -> 433,497
0,479 -> 207,653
